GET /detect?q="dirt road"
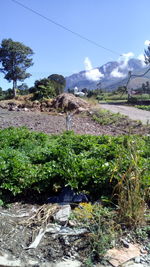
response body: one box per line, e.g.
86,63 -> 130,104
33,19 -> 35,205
99,104 -> 150,125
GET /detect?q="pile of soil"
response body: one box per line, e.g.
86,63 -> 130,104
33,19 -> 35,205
50,93 -> 90,112
0,93 -> 90,113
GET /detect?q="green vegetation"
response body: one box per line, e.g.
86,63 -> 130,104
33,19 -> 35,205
112,140 -> 147,227
135,105 -> 150,111
0,127 -> 149,205
48,74 -> 66,95
29,74 -> 66,99
0,38 -> 34,98
30,78 -> 56,99
92,109 -> 126,125
73,203 -> 117,261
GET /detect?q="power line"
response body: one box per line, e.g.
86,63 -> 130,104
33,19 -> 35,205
120,67 -> 150,96
10,0 -> 121,56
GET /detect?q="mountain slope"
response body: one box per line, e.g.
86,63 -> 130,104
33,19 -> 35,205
65,58 -> 150,91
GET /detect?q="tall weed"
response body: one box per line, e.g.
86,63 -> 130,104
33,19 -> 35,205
112,139 -> 146,227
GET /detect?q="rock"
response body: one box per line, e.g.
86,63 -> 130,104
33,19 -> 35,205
0,252 -> 82,267
134,256 -> 141,263
106,244 -> 141,267
121,239 -> 130,248
51,93 -> 89,112
54,205 -> 71,225
68,220 -> 77,227
58,226 -> 88,236
45,223 -> 61,234
96,264 -> 112,267
122,261 -> 145,267
40,259 -> 82,267
24,107 -> 29,111
0,252 -> 22,267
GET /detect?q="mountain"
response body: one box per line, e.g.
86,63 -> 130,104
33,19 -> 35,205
65,58 -> 150,91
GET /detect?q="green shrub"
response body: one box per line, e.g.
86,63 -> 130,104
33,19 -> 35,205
135,105 -> 150,111
73,203 -> 118,260
0,128 -> 149,203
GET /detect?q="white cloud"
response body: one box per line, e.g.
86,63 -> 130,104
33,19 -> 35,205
84,57 -> 92,71
137,54 -> 146,66
110,67 -> 126,78
144,40 -> 150,46
110,52 -> 134,78
84,57 -> 104,81
118,52 -> 134,69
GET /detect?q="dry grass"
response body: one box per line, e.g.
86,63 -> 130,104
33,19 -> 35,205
20,204 -> 60,229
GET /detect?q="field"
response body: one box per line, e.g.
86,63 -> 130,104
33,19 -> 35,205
0,97 -> 149,266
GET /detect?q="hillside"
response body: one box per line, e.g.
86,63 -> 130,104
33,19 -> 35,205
65,58 -> 150,91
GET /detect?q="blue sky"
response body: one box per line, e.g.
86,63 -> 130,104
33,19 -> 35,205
0,0 -> 150,90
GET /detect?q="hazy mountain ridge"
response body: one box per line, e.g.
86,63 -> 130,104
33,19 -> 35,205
65,58 -> 150,91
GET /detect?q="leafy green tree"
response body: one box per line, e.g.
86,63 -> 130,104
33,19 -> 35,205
32,78 -> 56,99
145,81 -> 150,94
4,88 -> 13,99
48,74 -> 66,95
0,38 -> 34,98
0,87 -> 2,96
82,88 -> 88,94
17,83 -> 29,95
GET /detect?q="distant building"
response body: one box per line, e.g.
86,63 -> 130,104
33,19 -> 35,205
74,86 -> 85,97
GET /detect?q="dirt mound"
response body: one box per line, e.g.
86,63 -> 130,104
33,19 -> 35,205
51,93 -> 90,112
0,94 -> 89,113
0,98 -> 53,112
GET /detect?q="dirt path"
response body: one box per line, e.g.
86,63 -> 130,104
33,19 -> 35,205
99,104 -> 150,124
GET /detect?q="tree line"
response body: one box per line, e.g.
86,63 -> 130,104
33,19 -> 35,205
1,38 -> 150,100
0,38 -> 66,99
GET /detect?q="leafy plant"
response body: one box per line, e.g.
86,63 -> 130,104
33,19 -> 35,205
92,109 -> 126,125
73,203 -> 118,260
0,127 -> 149,204
135,105 -> 150,111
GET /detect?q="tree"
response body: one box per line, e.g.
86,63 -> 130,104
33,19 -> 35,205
0,38 -> 34,97
32,78 -> 56,99
48,74 -> 66,95
17,83 -> 29,95
82,88 -> 88,94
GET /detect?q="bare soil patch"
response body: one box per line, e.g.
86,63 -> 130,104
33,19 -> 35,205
0,107 -> 149,136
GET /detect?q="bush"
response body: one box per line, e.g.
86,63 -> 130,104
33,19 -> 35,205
135,105 -> 150,111
0,127 -> 149,203
73,203 -> 118,260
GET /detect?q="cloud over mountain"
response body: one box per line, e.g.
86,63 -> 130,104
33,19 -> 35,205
65,55 -> 147,91
144,40 -> 150,46
119,52 -> 134,69
137,54 -> 146,67
110,68 -> 126,78
110,52 -> 134,78
84,57 -> 104,81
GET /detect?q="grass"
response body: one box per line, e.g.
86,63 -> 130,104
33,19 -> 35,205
135,105 -> 150,111
91,108 -> 127,125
